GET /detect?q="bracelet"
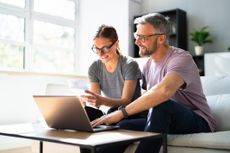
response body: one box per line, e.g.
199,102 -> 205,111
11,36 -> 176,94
118,105 -> 129,118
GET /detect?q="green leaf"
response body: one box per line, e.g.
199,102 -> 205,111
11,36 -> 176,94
190,26 -> 213,46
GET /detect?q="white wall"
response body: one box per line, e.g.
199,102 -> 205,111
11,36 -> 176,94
141,0 -> 230,55
77,0 -> 141,75
128,0 -> 142,57
77,0 -> 128,75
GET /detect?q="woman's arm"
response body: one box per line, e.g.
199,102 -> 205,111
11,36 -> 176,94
82,80 -> 138,107
89,82 -> 101,94
102,79 -> 137,107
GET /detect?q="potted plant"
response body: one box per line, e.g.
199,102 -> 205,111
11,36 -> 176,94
190,26 -> 213,56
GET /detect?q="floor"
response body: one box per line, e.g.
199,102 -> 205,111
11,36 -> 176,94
0,147 -> 34,153
0,141 -> 80,153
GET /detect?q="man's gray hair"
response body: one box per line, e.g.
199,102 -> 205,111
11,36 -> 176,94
134,13 -> 171,37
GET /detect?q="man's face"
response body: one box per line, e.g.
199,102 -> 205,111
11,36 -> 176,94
134,24 -> 161,57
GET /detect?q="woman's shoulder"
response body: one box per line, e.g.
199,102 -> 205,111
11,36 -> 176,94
119,55 -> 140,72
120,55 -> 138,65
89,59 -> 103,70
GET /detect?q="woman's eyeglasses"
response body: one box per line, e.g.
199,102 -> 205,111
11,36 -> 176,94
133,33 -> 164,42
91,41 -> 117,54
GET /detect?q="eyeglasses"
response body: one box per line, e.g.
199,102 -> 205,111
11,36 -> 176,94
91,41 -> 117,54
133,33 -> 164,42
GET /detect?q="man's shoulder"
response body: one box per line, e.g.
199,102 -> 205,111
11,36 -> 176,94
170,46 -> 191,56
169,46 -> 192,61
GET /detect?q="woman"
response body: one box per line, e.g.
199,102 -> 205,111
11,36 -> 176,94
80,24 -> 146,121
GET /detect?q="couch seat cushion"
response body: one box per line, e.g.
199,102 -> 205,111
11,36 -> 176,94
207,94 -> 230,131
168,131 -> 230,150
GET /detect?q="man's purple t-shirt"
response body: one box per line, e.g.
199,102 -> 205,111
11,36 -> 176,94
142,46 -> 216,132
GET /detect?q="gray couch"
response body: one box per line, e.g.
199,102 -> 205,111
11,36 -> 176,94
125,76 -> 230,153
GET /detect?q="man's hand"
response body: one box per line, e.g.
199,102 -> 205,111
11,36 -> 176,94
91,110 -> 124,127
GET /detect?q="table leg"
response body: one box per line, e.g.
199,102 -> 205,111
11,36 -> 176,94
162,134 -> 167,153
39,141 -> 43,153
80,147 -> 95,153
90,148 -> 95,153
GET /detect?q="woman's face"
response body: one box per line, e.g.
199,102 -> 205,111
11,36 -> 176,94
93,37 -> 118,64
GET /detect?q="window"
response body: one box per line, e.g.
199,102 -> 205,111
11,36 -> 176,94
0,0 -> 25,8
0,0 -> 78,73
34,0 -> 75,20
0,13 -> 25,69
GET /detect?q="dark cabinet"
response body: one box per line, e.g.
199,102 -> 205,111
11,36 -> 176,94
133,8 -> 187,57
193,55 -> 204,76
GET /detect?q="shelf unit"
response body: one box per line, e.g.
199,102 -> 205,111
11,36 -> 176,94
133,8 -> 187,57
193,55 -> 204,76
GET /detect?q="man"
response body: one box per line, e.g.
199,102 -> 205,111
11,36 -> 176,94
92,13 -> 216,153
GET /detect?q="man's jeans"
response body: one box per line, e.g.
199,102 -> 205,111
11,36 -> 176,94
118,100 -> 211,153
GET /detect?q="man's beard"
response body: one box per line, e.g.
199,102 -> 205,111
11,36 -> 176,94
139,48 -> 151,57
139,41 -> 158,57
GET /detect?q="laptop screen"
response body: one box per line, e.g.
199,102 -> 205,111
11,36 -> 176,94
33,95 -> 118,132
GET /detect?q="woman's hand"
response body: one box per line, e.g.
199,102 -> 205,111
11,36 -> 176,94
91,110 -> 123,127
80,90 -> 102,107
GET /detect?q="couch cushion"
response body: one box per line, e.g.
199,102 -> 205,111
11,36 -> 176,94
125,131 -> 230,153
166,146 -> 230,153
207,94 -> 230,131
167,131 -> 230,150
201,76 -> 230,96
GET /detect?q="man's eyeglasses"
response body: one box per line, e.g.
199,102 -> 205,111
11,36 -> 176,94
91,41 -> 117,54
133,33 -> 164,42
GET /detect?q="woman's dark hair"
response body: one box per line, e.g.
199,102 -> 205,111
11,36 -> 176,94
94,24 -> 118,43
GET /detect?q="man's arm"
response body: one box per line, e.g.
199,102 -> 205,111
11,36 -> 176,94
125,73 -> 185,116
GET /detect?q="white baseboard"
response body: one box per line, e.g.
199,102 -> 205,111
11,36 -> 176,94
0,136 -> 32,151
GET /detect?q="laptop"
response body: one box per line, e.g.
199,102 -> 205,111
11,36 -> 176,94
33,95 -> 119,132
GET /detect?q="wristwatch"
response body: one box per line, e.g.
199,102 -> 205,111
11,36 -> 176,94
118,105 -> 129,118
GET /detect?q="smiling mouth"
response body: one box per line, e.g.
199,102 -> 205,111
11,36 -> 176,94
139,46 -> 146,51
100,55 -> 108,60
